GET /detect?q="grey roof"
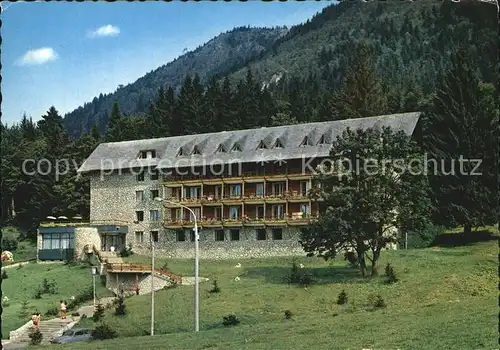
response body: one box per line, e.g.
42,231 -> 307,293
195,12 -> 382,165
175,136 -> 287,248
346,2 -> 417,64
77,112 -> 421,173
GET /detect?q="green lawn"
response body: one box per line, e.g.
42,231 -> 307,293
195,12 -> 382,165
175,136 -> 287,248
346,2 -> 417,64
1,262 -> 114,339
38,227 -> 498,349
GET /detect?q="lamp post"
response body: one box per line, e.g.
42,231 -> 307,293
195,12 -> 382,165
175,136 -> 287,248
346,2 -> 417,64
91,266 -> 98,308
155,197 -> 199,332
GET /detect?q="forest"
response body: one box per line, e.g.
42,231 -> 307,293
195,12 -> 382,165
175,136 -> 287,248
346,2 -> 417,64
1,0 -> 498,240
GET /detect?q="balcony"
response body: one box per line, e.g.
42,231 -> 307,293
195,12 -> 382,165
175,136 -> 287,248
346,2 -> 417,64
163,214 -> 318,229
163,192 -> 312,207
163,170 -> 314,184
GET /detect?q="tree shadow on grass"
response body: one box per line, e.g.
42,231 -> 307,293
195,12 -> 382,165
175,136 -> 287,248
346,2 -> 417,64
430,230 -> 498,248
244,266 -> 368,285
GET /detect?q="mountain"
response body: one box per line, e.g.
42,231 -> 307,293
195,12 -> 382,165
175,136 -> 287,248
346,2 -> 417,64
63,0 -> 497,138
63,26 -> 288,138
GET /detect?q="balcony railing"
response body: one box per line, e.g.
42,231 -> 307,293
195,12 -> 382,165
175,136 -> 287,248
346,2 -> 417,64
163,214 -> 318,228
163,170 -> 313,182
39,220 -> 130,227
164,191 -> 312,206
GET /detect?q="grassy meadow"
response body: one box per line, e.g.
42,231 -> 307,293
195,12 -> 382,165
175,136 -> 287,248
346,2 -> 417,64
1,262 -> 114,339
36,226 -> 498,349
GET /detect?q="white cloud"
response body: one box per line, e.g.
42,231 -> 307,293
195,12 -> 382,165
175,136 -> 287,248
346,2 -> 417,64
16,47 -> 58,66
89,25 -> 120,38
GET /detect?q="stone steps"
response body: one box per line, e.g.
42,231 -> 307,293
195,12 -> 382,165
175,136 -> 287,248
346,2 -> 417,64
14,320 -> 72,343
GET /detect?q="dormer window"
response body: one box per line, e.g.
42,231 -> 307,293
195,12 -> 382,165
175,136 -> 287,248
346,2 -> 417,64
317,135 -> 327,145
231,143 -> 242,152
300,136 -> 313,147
138,149 -> 157,159
273,138 -> 284,149
192,146 -> 202,156
257,140 -> 268,150
177,147 -> 184,157
216,144 -> 227,153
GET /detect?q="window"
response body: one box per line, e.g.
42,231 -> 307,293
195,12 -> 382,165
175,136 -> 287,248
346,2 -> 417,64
135,231 -> 144,243
174,208 -> 183,220
300,181 -> 310,196
230,206 -> 240,219
185,187 -> 201,199
176,230 -> 186,242
214,207 -> 222,219
273,138 -> 284,148
136,211 -> 144,222
272,228 -> 283,240
215,229 -> 225,241
300,204 -> 310,215
256,206 -> 264,219
192,146 -> 202,156
317,135 -> 327,145
191,208 -> 201,221
150,210 -> 161,221
136,190 -> 144,202
216,144 -> 227,153
137,171 -> 145,181
257,140 -> 267,150
150,169 -> 159,181
272,205 -> 284,219
300,136 -> 312,147
138,150 -> 156,159
230,184 -> 241,197
256,229 -> 267,240
42,233 -> 75,249
177,147 -> 184,156
231,143 -> 242,152
150,189 -> 159,200
256,183 -> 264,196
230,229 -> 240,241
272,182 -> 284,196
151,231 -> 159,242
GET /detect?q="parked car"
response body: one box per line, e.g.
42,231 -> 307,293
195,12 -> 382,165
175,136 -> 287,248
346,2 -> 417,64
50,328 -> 91,344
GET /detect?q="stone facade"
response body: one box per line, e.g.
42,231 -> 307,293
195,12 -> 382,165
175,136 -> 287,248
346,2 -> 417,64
74,227 -> 101,261
105,271 -> 172,295
89,171 -> 309,260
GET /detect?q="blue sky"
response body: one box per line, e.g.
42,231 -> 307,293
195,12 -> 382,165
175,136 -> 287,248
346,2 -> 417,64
2,1 -> 333,125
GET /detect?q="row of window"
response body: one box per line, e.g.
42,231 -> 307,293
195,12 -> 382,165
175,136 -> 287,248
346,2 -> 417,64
170,204 -> 310,220
175,182 -> 310,199
174,134 -> 329,157
134,228 -> 284,243
137,170 -> 159,182
136,189 -> 160,201
136,210 -> 161,221
41,233 -> 75,250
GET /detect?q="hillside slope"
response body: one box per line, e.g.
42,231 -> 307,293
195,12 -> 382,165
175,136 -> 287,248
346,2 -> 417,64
63,26 -> 287,138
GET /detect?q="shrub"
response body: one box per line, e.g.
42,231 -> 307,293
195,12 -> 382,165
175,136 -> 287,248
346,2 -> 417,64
68,285 -> 93,310
337,290 -> 348,305
119,243 -> 134,257
45,306 -> 58,317
1,270 -> 8,279
17,263 -> 23,269
91,323 -> 118,340
72,312 -> 80,317
344,251 -> 359,267
161,261 -> 169,271
222,314 -> 240,327
2,236 -> 18,252
208,279 -> 221,293
402,222 -> 443,249
19,300 -> 30,318
2,296 -> 10,308
284,310 -> 293,319
373,295 -> 386,308
114,294 -> 126,316
33,288 -> 42,299
28,329 -> 43,345
42,278 -> 58,294
93,303 -> 105,322
384,264 -> 398,284
286,260 -> 315,287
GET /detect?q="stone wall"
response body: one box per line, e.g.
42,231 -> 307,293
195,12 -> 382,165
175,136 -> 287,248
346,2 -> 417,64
74,227 -> 101,261
105,271 -> 171,295
133,227 -> 307,260
89,171 -> 164,238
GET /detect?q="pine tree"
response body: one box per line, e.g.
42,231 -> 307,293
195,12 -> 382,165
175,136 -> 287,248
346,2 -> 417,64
334,41 -> 388,119
423,47 -> 499,235
105,102 -> 125,142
